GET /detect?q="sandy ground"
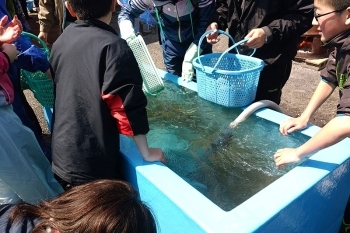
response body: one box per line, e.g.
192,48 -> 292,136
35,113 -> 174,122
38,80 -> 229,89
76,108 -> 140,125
24,13 -> 338,138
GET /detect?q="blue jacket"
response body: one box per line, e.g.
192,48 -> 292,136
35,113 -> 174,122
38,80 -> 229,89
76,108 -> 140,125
118,0 -> 215,48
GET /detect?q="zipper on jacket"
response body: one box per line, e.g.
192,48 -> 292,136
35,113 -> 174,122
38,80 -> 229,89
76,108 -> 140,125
175,5 -> 182,42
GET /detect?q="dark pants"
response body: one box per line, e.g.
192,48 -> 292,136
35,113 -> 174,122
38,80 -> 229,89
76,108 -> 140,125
161,39 -> 212,77
254,61 -> 292,105
9,67 -> 52,161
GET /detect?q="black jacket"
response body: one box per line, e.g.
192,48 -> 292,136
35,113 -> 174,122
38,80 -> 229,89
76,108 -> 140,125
321,30 -> 350,115
50,20 -> 149,185
211,0 -> 313,65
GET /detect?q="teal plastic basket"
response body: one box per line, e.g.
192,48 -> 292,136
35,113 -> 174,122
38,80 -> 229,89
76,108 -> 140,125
193,30 -> 265,108
20,32 -> 54,108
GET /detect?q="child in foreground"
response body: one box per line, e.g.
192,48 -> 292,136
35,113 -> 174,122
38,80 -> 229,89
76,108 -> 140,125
274,0 -> 350,168
50,0 -> 165,189
274,1 -> 350,230
0,180 -> 157,232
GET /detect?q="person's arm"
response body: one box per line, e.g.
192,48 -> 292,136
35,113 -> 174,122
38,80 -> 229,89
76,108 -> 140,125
118,0 -> 150,39
192,0 -> 215,47
209,0 -> 228,31
205,0 -> 228,44
280,80 -> 336,135
38,0 -> 56,42
275,116 -> 350,168
280,51 -> 338,135
263,0 -> 313,45
101,41 -> 165,163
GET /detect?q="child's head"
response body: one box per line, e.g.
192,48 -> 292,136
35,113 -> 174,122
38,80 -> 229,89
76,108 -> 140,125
65,0 -> 116,21
313,0 -> 350,42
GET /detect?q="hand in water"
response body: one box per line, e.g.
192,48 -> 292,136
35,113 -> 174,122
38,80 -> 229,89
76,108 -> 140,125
274,148 -> 300,169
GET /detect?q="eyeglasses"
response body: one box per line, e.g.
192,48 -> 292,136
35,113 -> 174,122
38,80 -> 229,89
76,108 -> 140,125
314,8 -> 347,21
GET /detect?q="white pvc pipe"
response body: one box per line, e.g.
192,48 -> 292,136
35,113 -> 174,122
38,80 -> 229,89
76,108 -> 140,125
230,100 -> 283,127
204,100 -> 283,155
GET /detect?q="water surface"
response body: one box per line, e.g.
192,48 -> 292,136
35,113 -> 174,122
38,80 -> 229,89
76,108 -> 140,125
146,81 -> 309,211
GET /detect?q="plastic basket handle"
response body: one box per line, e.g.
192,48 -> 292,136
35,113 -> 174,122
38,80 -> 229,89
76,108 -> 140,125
197,30 -> 236,60
209,38 -> 256,73
21,31 -> 50,59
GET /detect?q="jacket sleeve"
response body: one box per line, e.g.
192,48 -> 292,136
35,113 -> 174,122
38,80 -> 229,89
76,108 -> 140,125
193,0 -> 215,48
0,52 -> 10,76
118,0 -> 152,24
209,0 -> 228,31
264,0 -> 313,44
101,41 -> 149,136
320,50 -> 338,86
38,0 -> 56,33
12,36 -> 50,73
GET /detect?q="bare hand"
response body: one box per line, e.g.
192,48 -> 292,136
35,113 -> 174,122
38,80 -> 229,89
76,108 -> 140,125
143,148 -> 166,164
2,44 -> 19,63
206,22 -> 220,44
244,28 -> 266,49
280,117 -> 308,135
0,15 -> 22,44
274,148 -> 301,169
45,69 -> 53,81
38,31 -> 48,43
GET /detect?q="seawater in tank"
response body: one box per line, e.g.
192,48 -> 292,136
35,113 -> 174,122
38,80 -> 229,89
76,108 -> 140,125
146,80 -> 310,211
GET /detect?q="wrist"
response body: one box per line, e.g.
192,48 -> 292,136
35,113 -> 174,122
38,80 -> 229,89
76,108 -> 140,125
299,113 -> 310,123
295,146 -> 306,161
261,26 -> 272,44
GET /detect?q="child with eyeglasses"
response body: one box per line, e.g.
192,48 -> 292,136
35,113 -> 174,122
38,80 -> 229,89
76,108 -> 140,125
274,2 -> 350,229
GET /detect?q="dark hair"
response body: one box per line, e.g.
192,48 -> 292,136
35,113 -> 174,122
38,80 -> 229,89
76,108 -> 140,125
9,180 -> 157,233
66,0 -> 112,20
318,0 -> 350,10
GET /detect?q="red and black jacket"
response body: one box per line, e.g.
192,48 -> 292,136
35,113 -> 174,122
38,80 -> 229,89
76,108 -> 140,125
50,19 -> 149,185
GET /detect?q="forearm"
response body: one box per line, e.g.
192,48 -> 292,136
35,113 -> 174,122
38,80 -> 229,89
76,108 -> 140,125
300,80 -> 335,121
118,0 -> 146,25
133,134 -> 150,159
268,0 -> 313,42
193,1 -> 215,46
209,0 -> 228,31
296,116 -> 350,158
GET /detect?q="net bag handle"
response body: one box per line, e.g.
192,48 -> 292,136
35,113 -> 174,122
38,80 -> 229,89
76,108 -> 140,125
21,31 -> 50,59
